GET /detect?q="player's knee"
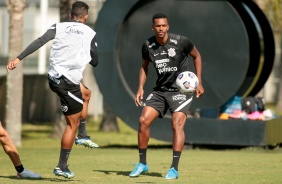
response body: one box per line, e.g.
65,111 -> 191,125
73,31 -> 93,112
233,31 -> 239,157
172,121 -> 185,132
83,89 -> 91,101
139,116 -> 145,124
0,135 -> 3,143
139,116 -> 150,127
0,130 -> 8,144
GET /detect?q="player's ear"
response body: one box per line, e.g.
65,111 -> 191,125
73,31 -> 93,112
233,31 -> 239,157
84,14 -> 88,22
69,13 -> 72,19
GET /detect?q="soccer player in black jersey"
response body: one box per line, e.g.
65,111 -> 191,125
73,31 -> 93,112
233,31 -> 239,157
7,1 -> 98,179
129,13 -> 204,179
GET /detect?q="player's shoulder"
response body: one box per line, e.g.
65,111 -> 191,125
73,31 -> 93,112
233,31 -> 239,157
83,24 -> 96,34
144,35 -> 156,48
169,33 -> 181,39
170,33 -> 191,47
169,33 -> 188,42
59,22 -> 96,36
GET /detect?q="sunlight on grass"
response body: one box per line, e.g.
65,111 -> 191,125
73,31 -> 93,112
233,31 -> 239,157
0,116 -> 281,184
21,116 -> 170,148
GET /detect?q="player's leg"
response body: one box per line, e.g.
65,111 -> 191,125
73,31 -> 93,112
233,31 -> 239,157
0,122 -> 21,166
0,122 -> 41,178
49,75 -> 81,179
74,83 -> 99,148
53,112 -> 81,179
138,106 -> 159,150
78,83 -> 90,138
129,106 -> 159,177
165,92 -> 192,179
164,112 -> 186,179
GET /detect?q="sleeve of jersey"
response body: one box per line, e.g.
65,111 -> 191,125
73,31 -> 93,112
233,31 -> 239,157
17,24 -> 56,60
180,36 -> 195,55
141,43 -> 150,61
89,36 -> 98,67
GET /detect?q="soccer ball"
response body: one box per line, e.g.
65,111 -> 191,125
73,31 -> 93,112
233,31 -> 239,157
176,71 -> 199,94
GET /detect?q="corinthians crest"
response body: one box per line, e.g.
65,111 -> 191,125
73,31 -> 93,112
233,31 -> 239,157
167,48 -> 176,57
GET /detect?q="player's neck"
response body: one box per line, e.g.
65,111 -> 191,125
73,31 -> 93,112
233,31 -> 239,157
73,19 -> 85,23
72,16 -> 87,24
156,34 -> 168,45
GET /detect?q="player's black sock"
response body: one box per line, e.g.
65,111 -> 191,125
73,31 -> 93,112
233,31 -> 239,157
78,119 -> 87,138
171,151 -> 181,171
58,148 -> 71,170
15,164 -> 24,173
139,148 -> 147,165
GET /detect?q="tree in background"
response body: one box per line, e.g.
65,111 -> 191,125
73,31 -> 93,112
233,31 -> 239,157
5,0 -> 25,146
60,0 -> 74,22
254,0 -> 282,111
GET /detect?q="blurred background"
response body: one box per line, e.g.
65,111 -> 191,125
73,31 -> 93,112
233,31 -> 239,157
0,0 -> 281,147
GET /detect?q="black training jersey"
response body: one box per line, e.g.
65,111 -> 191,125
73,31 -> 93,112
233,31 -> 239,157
142,33 -> 194,91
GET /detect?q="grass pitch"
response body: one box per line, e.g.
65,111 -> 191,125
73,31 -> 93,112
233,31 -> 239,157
0,119 -> 281,184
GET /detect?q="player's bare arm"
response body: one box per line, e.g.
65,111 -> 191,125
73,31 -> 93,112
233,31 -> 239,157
189,46 -> 204,98
135,59 -> 149,106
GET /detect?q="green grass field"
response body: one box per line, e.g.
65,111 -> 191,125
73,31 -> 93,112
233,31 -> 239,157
0,119 -> 281,184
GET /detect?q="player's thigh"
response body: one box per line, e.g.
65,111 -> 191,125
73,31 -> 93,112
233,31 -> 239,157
64,111 -> 82,127
80,83 -> 91,99
171,111 -> 187,129
48,75 -> 83,115
0,123 -> 5,137
166,91 -> 193,115
140,106 -> 159,125
145,91 -> 167,118
64,85 -> 83,115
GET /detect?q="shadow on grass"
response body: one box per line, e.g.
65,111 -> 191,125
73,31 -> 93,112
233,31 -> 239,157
0,175 -> 80,182
101,144 -> 172,149
93,170 -> 162,178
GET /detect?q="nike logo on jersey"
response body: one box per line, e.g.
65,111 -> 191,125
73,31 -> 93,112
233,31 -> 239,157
149,42 -> 156,48
154,53 -> 159,56
170,39 -> 177,44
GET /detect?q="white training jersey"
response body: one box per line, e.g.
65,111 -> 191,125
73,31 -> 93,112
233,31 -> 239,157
48,22 -> 96,84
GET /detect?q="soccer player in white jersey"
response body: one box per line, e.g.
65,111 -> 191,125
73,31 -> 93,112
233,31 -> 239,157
7,1 -> 98,179
0,121 -> 41,178
129,13 -> 204,179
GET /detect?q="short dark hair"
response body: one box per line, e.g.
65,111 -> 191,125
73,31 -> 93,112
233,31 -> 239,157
152,13 -> 168,23
71,1 -> 89,19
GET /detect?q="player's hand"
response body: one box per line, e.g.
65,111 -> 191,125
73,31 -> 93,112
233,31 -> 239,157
134,89 -> 144,107
196,83 -> 204,98
6,58 -> 20,71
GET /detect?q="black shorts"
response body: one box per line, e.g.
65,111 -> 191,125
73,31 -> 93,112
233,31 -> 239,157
48,75 -> 83,115
145,90 -> 193,118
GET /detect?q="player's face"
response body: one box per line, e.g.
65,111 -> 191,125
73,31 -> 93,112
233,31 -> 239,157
152,18 -> 169,38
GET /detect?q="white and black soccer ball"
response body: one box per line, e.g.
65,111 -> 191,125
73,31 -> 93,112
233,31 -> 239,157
176,71 -> 199,94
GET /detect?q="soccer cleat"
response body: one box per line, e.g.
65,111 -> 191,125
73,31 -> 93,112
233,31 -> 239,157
75,136 -> 99,148
129,163 -> 148,177
164,167 -> 179,179
53,167 -> 74,179
17,169 -> 41,178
